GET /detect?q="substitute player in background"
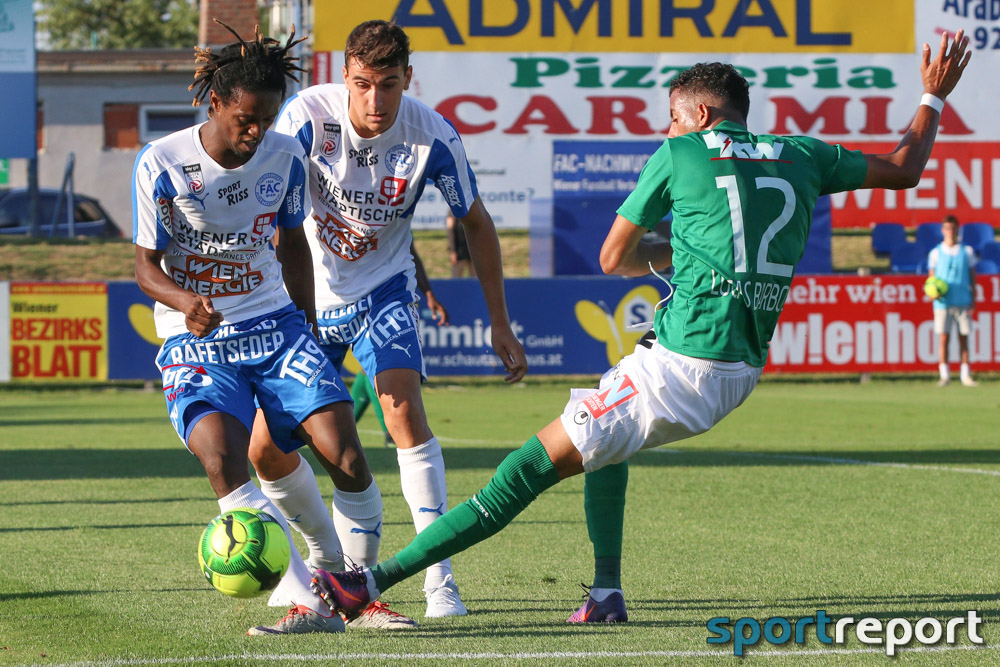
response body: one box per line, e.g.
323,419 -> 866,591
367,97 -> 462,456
133,22 -> 379,636
928,215 -> 978,387
310,31 -> 971,623
250,19 -> 527,621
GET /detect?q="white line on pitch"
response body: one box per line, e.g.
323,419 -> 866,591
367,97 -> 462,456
647,448 -> 1000,477
365,428 -> 1000,478
19,643 -> 996,666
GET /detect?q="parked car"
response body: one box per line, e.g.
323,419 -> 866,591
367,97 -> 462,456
0,188 -> 121,237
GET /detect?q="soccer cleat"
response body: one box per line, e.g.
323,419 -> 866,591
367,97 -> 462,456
937,378 -> 950,387
424,574 -> 467,617
311,567 -> 372,620
567,585 -> 629,623
961,377 -> 979,387
346,601 -> 418,629
247,605 -> 345,636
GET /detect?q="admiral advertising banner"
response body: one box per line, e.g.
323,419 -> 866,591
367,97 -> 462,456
312,1 -> 993,230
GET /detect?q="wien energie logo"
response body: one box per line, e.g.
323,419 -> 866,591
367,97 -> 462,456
575,285 -> 660,366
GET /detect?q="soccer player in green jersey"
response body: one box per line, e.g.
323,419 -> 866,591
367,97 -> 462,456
310,30 -> 971,623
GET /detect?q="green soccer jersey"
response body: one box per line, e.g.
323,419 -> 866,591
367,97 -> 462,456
617,121 -> 867,367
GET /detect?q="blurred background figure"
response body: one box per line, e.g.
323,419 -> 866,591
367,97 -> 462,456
927,214 -> 977,387
446,212 -> 475,278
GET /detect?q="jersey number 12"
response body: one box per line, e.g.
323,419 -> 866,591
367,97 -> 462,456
715,175 -> 795,278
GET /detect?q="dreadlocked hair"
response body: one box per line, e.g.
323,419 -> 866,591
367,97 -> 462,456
189,19 -> 307,108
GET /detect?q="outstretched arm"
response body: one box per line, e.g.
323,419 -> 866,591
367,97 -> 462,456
460,198 -> 528,382
861,29 -> 971,190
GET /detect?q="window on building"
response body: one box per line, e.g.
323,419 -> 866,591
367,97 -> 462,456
104,103 -> 139,149
104,104 -> 205,149
140,105 -> 204,143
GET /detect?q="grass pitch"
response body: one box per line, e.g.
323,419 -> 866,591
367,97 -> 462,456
2,377 -> 1000,666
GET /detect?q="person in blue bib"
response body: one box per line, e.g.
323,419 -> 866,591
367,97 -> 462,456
927,214 -> 978,386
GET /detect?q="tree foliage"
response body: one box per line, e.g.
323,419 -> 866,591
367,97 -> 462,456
38,0 -> 199,50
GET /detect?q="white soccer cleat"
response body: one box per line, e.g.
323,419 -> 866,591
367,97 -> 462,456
424,574 -> 467,617
247,605 -> 345,635
346,601 -> 418,629
961,377 -> 979,387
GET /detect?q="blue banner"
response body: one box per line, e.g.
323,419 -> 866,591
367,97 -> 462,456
106,277 -> 673,379
416,277 -> 669,376
107,282 -> 161,380
552,140 -> 660,275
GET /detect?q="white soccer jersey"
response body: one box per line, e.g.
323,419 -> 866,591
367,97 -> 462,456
132,124 -> 308,338
274,84 -> 479,308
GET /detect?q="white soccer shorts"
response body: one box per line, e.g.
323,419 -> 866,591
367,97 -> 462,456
560,343 -> 762,472
933,306 -> 972,336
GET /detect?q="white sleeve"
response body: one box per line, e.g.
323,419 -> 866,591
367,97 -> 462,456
131,147 -> 172,250
274,96 -> 312,156
927,248 -> 938,270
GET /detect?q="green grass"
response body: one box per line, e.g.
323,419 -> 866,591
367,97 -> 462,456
2,379 -> 1000,665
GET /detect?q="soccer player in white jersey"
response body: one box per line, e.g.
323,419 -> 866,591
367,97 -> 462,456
249,19 -> 528,621
132,22 -> 401,635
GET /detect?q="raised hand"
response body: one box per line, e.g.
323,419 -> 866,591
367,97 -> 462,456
922,29 -> 972,100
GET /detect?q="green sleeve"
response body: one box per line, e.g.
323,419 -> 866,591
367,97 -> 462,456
616,141 -> 674,230
801,137 -> 868,195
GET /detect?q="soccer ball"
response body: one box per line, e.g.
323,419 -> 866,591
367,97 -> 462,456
924,277 -> 949,299
198,508 -> 290,598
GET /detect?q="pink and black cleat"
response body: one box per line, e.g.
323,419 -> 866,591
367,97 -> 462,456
567,585 -> 629,623
310,567 -> 373,621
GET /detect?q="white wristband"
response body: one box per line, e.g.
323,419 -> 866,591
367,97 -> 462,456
920,93 -> 945,114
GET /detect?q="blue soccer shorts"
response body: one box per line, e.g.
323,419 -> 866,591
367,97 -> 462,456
156,304 -> 351,453
315,272 -> 426,380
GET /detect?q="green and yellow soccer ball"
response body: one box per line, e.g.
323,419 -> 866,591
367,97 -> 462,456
198,508 -> 290,598
924,276 -> 949,300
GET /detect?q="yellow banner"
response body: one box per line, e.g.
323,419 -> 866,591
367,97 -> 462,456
314,0 -> 913,53
10,282 -> 108,381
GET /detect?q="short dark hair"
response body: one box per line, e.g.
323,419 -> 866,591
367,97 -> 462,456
345,20 -> 411,71
942,214 -> 960,225
670,62 -> 750,121
189,20 -> 306,108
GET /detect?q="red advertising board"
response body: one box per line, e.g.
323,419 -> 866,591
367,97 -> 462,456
768,274 -> 1000,374
831,141 -> 1000,229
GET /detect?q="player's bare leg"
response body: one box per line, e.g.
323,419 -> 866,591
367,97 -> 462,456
249,409 -> 378,600
375,367 -> 466,617
937,332 -> 950,386
958,333 -> 977,386
250,412 -> 345,576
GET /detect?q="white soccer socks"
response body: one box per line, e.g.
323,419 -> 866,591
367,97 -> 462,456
218,480 -> 327,613
333,478 -> 383,567
396,437 -> 453,590
258,453 -> 344,573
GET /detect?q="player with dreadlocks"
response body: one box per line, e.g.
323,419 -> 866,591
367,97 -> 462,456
132,21 -> 396,635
